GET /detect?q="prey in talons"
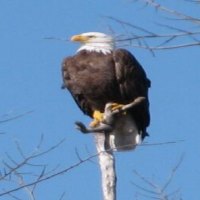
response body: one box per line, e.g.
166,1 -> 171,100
75,96 -> 146,134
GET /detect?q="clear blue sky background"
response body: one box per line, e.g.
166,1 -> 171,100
0,0 -> 199,200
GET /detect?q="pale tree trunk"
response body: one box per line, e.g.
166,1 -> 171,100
94,132 -> 116,200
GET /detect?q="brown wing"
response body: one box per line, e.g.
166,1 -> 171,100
62,55 -> 93,117
61,51 -> 120,117
113,49 -> 151,136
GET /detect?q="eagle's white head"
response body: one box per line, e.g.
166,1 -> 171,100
71,32 -> 115,54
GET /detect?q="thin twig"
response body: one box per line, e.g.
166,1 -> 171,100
0,139 -> 65,181
129,42 -> 200,50
14,171 -> 36,200
161,154 -> 185,192
106,16 -> 157,35
132,154 -> 184,200
59,192 -> 66,200
0,151 -> 100,197
0,111 -> 33,123
43,37 -> 70,42
137,0 -> 200,24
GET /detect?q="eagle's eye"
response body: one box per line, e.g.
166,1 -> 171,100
88,35 -> 95,38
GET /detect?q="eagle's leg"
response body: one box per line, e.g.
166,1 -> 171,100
90,110 -> 104,127
76,121 -> 113,134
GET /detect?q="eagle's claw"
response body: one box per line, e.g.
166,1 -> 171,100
90,110 -> 104,127
110,103 -> 124,111
75,121 -> 88,133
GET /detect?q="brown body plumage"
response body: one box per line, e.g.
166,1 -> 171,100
62,46 -> 150,138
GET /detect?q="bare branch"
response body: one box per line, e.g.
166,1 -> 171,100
128,42 -> 200,51
5,192 -> 22,200
133,170 -> 159,191
131,155 -> 184,200
106,1 -> 200,51
140,140 -> 184,147
43,37 -> 70,42
14,171 -> 36,200
0,111 -> 33,124
136,0 -> 200,25
0,151 -> 100,197
161,154 -> 185,192
131,181 -> 158,195
58,192 -> 66,200
0,138 -> 65,181
106,16 -> 156,35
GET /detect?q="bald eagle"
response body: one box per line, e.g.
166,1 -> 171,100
62,32 -> 150,150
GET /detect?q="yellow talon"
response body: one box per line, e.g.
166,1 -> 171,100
93,110 -> 104,121
89,119 -> 99,127
110,103 -> 124,111
89,110 -> 104,127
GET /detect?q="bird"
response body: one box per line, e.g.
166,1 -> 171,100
62,32 -> 151,150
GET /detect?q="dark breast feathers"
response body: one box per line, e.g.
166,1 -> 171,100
62,49 -> 150,135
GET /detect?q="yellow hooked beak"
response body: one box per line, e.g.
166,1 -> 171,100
71,34 -> 90,43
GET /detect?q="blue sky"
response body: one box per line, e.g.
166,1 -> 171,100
0,0 -> 200,200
